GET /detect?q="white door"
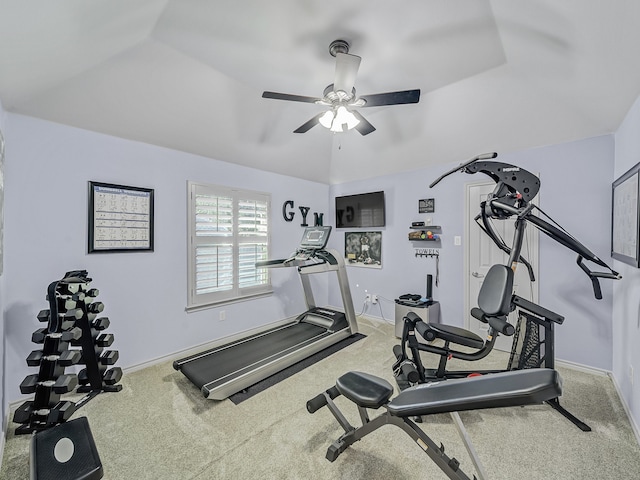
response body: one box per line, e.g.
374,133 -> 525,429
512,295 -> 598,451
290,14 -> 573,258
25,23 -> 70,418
465,181 -> 539,351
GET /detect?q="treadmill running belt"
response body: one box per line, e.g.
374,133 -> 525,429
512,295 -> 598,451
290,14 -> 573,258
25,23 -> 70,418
180,322 -> 327,390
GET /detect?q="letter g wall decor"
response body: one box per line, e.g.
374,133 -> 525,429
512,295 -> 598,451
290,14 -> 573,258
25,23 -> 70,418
282,200 -> 324,227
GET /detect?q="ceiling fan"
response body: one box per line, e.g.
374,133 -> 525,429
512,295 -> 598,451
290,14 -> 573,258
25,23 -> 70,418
262,40 -> 421,136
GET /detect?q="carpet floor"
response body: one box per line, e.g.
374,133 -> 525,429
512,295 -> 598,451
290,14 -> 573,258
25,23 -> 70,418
2,316 -> 639,479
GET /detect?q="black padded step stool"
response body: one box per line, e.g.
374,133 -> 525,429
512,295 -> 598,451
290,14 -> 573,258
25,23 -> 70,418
30,417 -> 103,480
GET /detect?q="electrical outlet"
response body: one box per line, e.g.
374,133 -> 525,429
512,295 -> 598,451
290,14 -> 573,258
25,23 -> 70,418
371,294 -> 378,304
219,310 -> 226,321
365,293 -> 371,303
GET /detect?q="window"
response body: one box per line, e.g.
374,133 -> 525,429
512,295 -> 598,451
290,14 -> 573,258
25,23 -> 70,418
188,182 -> 271,309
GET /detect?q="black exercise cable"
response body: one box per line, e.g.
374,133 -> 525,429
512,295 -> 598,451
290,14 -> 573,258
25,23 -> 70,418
475,204 -> 536,281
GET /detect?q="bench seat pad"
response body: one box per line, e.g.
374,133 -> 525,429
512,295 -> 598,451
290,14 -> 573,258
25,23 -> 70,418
336,371 -> 394,409
416,321 -> 485,349
387,369 -> 562,417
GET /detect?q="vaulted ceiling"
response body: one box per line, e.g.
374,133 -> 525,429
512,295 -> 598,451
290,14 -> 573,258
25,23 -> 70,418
1,1 -> 639,184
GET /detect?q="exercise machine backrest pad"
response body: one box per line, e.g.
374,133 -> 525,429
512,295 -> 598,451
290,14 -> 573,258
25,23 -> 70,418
477,264 -> 514,316
387,369 -> 561,417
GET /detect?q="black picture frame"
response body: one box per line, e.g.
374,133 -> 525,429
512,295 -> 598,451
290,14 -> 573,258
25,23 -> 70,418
88,181 -> 154,253
419,198 -> 435,213
611,163 -> 640,267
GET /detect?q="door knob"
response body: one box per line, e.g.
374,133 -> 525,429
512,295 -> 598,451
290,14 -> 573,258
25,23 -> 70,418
471,271 -> 484,278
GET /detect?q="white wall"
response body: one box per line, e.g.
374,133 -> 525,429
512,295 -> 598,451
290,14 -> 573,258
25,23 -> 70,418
2,113 -> 329,404
613,94 -> 640,430
328,135 -> 615,371
0,99 -> 6,445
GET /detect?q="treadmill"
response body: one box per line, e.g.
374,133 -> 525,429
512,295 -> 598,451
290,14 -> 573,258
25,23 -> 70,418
173,226 -> 358,400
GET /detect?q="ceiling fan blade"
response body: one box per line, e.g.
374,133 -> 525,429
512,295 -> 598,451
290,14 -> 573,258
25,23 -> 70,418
262,91 -> 322,104
293,113 -> 324,133
334,53 -> 361,95
359,89 -> 421,107
351,111 -> 376,136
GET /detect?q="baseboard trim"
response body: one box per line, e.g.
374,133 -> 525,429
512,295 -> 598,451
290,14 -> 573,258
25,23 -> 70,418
356,312 -> 394,327
610,373 -> 640,446
1,404 -> 8,469
554,358 -> 610,376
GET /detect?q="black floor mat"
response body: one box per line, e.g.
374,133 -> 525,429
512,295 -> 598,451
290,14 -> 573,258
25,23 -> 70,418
229,333 -> 366,404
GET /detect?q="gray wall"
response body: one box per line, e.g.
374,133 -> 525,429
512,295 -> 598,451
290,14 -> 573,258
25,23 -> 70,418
328,135 -> 615,371
2,113 -> 330,405
613,94 -> 640,432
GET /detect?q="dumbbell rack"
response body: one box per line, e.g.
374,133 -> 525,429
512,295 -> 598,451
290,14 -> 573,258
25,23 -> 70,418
13,270 -> 122,435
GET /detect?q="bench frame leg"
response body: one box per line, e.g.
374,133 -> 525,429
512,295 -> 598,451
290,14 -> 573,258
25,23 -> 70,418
322,404 -> 476,480
451,411 -> 488,480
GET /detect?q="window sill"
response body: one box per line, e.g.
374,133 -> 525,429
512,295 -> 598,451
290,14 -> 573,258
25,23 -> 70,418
185,290 -> 273,313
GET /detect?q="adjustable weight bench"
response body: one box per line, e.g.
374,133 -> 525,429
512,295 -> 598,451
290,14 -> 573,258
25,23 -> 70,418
307,368 -> 562,480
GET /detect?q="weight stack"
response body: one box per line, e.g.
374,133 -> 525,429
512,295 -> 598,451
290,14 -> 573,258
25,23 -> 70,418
30,416 -> 103,480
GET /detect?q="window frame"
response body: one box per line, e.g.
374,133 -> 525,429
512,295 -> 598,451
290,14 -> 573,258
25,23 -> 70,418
187,181 -> 272,310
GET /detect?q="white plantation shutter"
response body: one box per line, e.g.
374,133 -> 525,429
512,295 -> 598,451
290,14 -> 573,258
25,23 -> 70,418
238,197 -> 269,289
188,182 -> 271,308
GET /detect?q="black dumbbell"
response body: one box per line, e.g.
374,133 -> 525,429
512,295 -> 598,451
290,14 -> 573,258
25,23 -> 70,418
26,349 -> 82,367
103,367 -> 123,385
13,400 -> 77,425
77,368 -> 90,386
91,317 -> 110,330
31,327 -> 82,344
12,401 -> 35,424
19,374 -> 78,394
57,309 -> 84,330
87,302 -> 104,314
46,401 -> 77,423
85,288 -> 99,298
35,308 -> 82,328
100,350 -> 119,366
57,282 -> 84,295
95,333 -> 114,347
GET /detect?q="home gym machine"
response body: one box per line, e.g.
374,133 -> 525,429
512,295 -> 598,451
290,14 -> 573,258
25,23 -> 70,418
174,225 -> 358,400
392,153 -> 620,431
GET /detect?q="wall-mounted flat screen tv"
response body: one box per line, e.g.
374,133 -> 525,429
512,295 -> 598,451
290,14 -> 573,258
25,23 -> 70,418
335,191 -> 386,228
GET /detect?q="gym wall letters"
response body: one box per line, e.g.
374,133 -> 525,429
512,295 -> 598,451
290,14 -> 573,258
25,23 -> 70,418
282,200 -> 324,226
88,182 -> 154,253
612,162 -> 640,267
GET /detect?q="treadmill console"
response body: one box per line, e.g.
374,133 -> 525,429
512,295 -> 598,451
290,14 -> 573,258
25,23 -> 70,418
299,226 -> 332,250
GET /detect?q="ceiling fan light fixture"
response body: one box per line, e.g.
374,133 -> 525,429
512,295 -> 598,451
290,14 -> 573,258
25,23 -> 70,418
320,106 -> 360,133
335,106 -> 360,131
318,110 -> 335,129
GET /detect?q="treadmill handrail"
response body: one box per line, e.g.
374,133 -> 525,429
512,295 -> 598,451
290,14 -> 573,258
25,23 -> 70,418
298,261 -> 337,275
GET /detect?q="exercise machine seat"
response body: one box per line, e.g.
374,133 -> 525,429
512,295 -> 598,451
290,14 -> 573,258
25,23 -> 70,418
336,371 -> 394,409
478,264 -> 513,316
416,322 -> 484,349
387,369 -> 561,417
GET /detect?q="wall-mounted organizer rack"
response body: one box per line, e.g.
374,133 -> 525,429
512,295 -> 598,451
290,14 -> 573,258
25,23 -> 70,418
408,225 -> 442,242
13,270 -> 122,435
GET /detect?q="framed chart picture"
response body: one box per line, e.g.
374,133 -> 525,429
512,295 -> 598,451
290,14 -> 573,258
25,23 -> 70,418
88,182 -> 154,253
611,163 -> 640,267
